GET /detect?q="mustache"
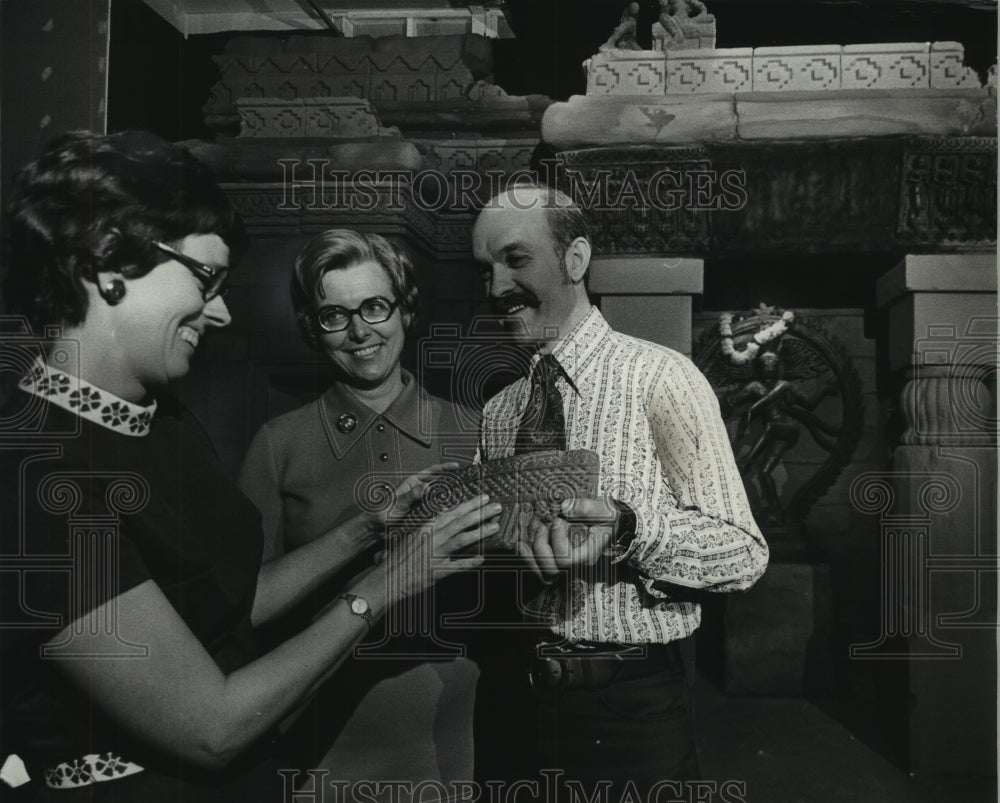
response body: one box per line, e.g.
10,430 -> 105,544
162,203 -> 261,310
490,291 -> 540,315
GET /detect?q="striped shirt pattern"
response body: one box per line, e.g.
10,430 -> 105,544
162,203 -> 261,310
478,307 -> 769,644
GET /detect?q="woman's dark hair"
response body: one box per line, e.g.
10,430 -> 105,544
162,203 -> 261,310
290,229 -> 420,348
4,130 -> 243,332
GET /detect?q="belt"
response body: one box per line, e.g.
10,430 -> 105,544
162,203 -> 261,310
527,641 -> 681,698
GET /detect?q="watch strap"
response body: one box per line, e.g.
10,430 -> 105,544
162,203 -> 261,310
605,499 -> 637,558
339,593 -> 376,630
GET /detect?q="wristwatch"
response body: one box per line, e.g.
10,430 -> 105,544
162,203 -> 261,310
339,593 -> 376,630
604,499 -> 638,559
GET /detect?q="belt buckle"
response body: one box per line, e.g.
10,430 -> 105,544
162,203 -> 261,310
528,656 -> 568,699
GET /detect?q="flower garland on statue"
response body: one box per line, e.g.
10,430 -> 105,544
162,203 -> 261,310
719,309 -> 795,365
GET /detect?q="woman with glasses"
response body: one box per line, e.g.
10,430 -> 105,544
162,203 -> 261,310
237,229 -> 479,796
0,133 -> 498,802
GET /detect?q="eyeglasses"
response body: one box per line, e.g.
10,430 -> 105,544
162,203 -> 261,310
315,296 -> 399,333
153,241 -> 230,302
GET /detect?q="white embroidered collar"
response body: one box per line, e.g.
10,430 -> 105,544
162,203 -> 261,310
19,358 -> 157,437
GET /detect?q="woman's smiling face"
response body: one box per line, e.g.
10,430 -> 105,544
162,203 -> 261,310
112,233 -> 231,397
315,260 -> 405,391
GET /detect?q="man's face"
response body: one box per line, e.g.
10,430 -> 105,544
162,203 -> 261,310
472,199 -> 579,348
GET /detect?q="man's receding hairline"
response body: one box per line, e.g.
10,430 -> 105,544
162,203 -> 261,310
483,184 -> 577,212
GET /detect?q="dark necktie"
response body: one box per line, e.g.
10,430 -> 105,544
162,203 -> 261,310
514,354 -> 566,454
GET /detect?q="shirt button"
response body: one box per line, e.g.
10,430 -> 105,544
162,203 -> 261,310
376,422 -> 386,433
380,452 -> 389,462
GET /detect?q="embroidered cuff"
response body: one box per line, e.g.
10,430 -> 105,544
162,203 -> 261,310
44,753 -> 144,789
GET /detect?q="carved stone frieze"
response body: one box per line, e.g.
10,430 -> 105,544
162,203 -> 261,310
415,138 -> 534,176
556,146 -> 713,254
237,98 -> 401,139
204,34 -> 492,134
551,137 -> 995,256
900,367 -> 996,446
584,40 -> 984,97
711,139 -> 902,255
930,42 -> 983,89
897,136 -> 998,247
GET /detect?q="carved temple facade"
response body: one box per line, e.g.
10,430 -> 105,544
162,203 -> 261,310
173,25 -> 997,777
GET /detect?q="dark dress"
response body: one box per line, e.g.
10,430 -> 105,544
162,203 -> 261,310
0,366 -> 280,802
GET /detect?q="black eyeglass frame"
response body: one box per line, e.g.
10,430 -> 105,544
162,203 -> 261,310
152,241 -> 230,301
314,296 -> 400,333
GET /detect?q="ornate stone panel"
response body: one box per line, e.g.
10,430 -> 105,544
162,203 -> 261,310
584,40 -> 983,98
752,45 -> 842,92
711,139 -> 902,255
586,51 -> 667,96
841,43 -> 931,90
665,48 -> 752,94
556,146 -> 713,254
236,98 -> 401,138
897,136 -> 998,248
930,42 -> 984,89
554,138 -> 996,256
205,34 -> 492,134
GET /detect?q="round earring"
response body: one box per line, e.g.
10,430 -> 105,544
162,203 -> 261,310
99,279 -> 126,306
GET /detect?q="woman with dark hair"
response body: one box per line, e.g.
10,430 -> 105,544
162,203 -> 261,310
237,229 -> 478,795
0,132 -> 498,802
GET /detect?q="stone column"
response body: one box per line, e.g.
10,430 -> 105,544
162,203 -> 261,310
873,252 -> 997,775
589,256 -> 703,354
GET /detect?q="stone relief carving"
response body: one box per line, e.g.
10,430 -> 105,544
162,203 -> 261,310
898,136 -> 998,246
586,40 -> 985,96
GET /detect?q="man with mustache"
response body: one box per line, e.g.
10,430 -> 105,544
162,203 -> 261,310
467,184 -> 768,794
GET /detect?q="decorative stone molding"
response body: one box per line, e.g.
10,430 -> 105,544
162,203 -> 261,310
237,98 -> 401,139
543,94 -> 737,148
876,254 -> 997,444
753,45 -> 841,92
555,146 -> 714,254
586,51 -> 667,96
549,139 -> 995,256
842,42 -> 930,90
666,48 -> 752,94
205,34 -> 493,133
583,41 -> 984,97
733,89 -> 995,141
930,42 -> 983,89
900,367 -> 996,446
142,1 -> 512,38
415,138 -> 535,177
